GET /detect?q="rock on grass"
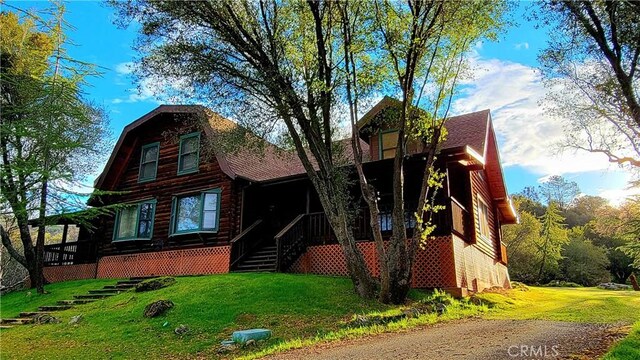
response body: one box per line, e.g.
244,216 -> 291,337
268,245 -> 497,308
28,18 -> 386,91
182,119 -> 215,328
143,300 -> 174,318
135,277 -> 177,292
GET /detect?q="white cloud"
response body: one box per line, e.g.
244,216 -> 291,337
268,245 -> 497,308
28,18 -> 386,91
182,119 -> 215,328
599,186 -> 640,206
114,62 -> 134,75
514,42 -> 529,50
453,57 -> 614,176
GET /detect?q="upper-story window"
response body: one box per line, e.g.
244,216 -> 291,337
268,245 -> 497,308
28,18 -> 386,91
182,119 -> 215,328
380,130 -> 398,160
477,196 -> 491,241
113,200 -> 156,241
138,142 -> 160,182
178,132 -> 200,175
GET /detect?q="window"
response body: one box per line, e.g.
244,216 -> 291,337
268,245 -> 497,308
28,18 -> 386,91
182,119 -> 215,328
178,132 -> 200,175
138,142 -> 159,182
113,200 -> 156,241
380,131 -> 399,159
477,197 -> 491,241
171,189 -> 221,235
377,210 -> 417,232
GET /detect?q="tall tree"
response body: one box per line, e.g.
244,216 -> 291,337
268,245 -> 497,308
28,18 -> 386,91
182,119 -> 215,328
113,0 -> 505,302
538,175 -> 580,209
536,202 -> 568,282
537,0 -> 640,170
0,7 -> 109,293
502,198 -> 544,283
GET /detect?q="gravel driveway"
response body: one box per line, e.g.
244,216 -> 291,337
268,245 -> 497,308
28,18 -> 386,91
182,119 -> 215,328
265,318 -> 627,360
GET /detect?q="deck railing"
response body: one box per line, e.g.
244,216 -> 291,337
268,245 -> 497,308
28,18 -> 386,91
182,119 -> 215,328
302,197 -> 470,245
43,241 -> 97,266
274,214 -> 307,272
230,219 -> 264,270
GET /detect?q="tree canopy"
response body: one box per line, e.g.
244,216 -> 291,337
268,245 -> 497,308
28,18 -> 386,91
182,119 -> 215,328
0,6 -> 110,293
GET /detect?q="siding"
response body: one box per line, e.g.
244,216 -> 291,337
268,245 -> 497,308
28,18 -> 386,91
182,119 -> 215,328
96,115 -> 241,256
470,170 -> 499,258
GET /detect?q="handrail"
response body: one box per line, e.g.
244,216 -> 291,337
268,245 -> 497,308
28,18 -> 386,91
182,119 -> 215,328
231,219 -> 263,243
229,219 -> 264,270
275,214 -> 307,272
274,214 -> 305,240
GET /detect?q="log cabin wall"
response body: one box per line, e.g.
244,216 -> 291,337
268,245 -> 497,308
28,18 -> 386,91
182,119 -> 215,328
96,114 -> 241,256
470,170 -> 499,259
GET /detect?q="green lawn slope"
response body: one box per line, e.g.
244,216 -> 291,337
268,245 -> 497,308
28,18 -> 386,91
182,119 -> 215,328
0,273 -> 401,359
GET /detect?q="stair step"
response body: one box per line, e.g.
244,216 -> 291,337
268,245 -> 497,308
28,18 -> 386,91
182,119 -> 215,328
19,311 -> 50,317
249,251 -> 278,257
74,294 -> 116,299
116,281 -> 142,286
57,299 -> 96,305
236,264 -> 277,271
245,255 -> 277,261
234,268 -> 276,273
39,305 -> 73,311
242,259 -> 277,266
129,276 -> 158,281
1,318 -> 33,325
89,289 -> 122,294
0,325 -> 13,329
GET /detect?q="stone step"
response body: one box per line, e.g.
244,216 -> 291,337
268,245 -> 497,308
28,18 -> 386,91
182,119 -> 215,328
39,305 -> 73,312
116,280 -> 142,286
0,325 -> 13,329
19,311 -> 50,317
1,318 -> 33,325
89,289 -> 122,294
73,293 -> 116,299
129,276 -> 158,281
104,284 -> 136,290
57,299 -> 96,305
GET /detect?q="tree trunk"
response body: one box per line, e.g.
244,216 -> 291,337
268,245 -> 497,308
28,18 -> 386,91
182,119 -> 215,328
630,274 -> 640,291
324,206 -> 378,299
27,263 -> 45,291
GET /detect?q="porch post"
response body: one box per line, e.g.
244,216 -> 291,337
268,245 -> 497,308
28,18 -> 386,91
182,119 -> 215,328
305,185 -> 311,214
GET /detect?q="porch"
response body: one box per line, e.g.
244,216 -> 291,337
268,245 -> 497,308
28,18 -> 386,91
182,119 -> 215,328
229,195 -> 472,273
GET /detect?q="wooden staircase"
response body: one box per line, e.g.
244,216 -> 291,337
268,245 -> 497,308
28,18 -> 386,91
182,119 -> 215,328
233,244 -> 277,272
0,277 -> 154,329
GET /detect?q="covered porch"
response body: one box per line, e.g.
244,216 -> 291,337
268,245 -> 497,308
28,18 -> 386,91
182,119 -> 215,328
230,156 -> 474,273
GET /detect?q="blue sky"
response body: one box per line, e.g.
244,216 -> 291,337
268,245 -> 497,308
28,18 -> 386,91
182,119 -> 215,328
11,1 -> 636,204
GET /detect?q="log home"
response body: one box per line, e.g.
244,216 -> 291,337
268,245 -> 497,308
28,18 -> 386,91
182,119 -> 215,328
41,97 -> 517,296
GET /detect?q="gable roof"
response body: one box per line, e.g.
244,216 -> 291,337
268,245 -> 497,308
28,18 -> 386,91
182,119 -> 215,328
94,105 -> 369,187
94,100 -> 516,222
357,96 -> 489,155
356,96 -> 516,224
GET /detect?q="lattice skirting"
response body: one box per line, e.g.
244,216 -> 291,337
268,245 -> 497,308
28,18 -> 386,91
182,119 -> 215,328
452,234 -> 511,292
96,246 -> 231,279
290,236 -> 458,289
43,263 -> 97,283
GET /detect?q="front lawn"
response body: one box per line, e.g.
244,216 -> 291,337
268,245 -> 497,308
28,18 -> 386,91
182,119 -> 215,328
1,273 -> 475,359
475,285 -> 640,323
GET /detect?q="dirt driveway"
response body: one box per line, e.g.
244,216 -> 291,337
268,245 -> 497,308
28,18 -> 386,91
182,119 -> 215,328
265,318 -> 628,360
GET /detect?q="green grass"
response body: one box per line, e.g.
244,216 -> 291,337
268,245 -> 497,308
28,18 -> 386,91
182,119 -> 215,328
475,286 -> 640,323
1,273 -> 481,360
0,279 -> 116,318
602,321 -> 640,360
3,277 -> 639,360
